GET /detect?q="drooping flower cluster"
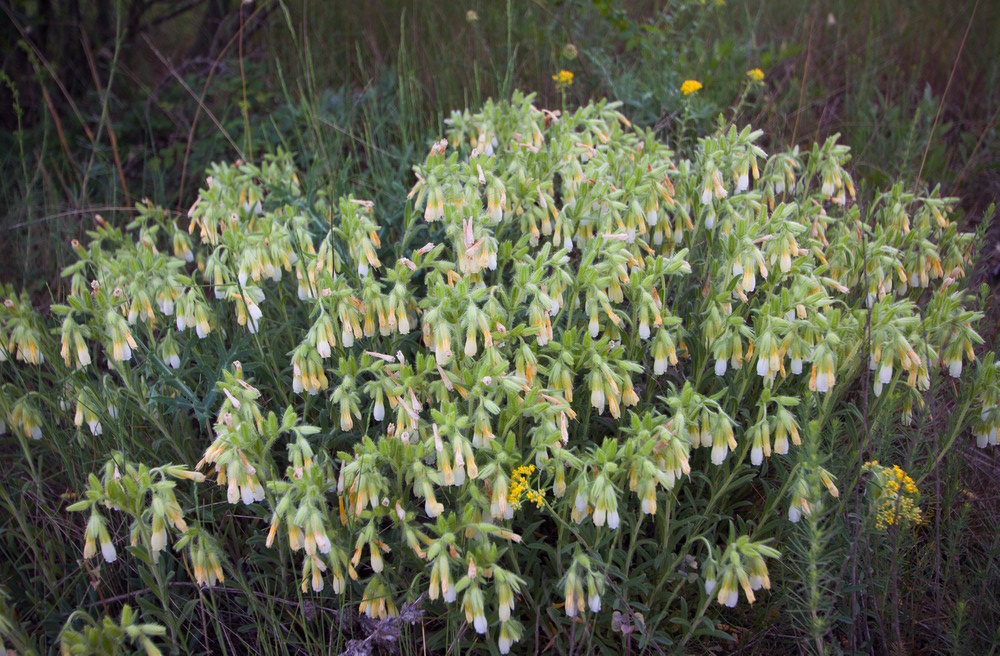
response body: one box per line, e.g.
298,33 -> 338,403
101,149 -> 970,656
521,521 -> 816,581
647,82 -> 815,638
59,604 -> 164,656
68,457 -> 206,566
2,92 -> 994,650
704,534 -> 781,607
198,368 -> 268,506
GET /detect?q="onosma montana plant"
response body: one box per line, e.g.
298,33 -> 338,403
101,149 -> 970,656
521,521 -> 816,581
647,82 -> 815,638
2,91 -> 997,652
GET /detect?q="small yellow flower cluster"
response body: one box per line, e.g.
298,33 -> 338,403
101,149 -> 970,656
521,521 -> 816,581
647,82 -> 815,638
507,464 -> 544,510
864,461 -> 922,530
747,68 -> 765,83
681,79 -> 703,96
552,69 -> 574,88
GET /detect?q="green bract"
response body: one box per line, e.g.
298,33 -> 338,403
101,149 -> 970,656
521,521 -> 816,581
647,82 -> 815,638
1,92 -> 996,651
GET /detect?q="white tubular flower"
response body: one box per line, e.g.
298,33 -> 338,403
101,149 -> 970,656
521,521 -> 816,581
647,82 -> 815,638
788,504 -> 802,523
711,440 -> 727,466
948,358 -> 962,378
100,529 -> 117,563
588,588 -> 601,612
878,362 -> 893,385
607,508 -> 620,530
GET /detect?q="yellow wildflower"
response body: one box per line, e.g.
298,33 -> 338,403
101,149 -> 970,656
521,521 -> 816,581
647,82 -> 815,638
863,461 -> 922,530
681,79 -> 703,96
552,70 -> 574,87
747,68 -> 765,83
507,465 -> 545,510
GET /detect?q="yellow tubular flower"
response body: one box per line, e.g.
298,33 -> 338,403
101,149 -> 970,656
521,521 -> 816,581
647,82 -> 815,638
83,513 -> 102,560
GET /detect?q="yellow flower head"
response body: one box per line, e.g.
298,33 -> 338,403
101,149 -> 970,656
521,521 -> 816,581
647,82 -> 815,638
681,79 -> 703,96
747,68 -> 765,83
507,464 -> 545,510
863,461 -> 922,530
553,70 -> 574,87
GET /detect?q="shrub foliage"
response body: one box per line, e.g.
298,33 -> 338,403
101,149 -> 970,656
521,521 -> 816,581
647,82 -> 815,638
2,92 -> 996,653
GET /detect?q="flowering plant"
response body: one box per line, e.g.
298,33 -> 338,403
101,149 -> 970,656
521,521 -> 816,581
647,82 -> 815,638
681,79 -> 703,96
1,92 -> 994,651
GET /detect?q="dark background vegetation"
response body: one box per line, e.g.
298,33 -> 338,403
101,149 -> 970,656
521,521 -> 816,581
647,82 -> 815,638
2,0 -> 998,295
1,0 -> 999,653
